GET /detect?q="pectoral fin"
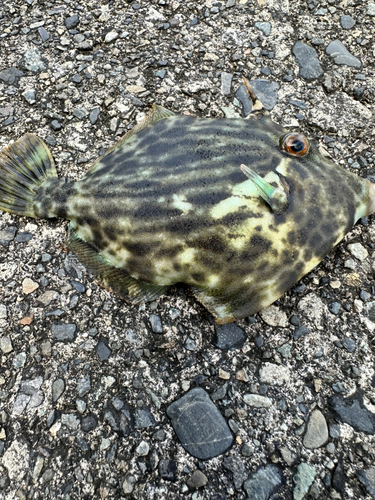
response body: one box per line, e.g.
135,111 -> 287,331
240,164 -> 288,214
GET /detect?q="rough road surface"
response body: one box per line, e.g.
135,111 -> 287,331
0,1 -> 375,499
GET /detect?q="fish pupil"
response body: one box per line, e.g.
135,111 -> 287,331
291,139 -> 304,153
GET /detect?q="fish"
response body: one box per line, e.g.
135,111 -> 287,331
0,99 -> 374,324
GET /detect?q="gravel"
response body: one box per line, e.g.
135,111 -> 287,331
1,0 -> 375,499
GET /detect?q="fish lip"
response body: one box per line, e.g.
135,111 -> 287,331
368,181 -> 375,216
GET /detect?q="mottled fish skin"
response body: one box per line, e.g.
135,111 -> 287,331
32,112 -> 372,322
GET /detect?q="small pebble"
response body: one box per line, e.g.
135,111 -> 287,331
303,410 -> 328,449
96,339 -> 111,361
65,15 -> 79,29
293,42 -> 323,80
326,40 -> 362,69
340,15 -> 355,30
187,470 -> 208,489
149,314 -> 163,333
213,323 -> 246,350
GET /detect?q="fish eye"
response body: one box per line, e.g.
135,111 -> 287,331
280,132 -> 309,157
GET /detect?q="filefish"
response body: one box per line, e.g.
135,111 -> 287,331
0,102 -> 374,324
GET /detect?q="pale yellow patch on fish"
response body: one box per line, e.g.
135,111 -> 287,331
210,196 -> 250,220
171,193 -> 193,214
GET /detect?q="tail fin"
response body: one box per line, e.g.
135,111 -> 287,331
0,134 -> 57,218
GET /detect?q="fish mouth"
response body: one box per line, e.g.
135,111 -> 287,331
368,180 -> 375,216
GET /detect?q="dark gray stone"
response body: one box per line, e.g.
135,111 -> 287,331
135,407 -> 156,428
22,89 -> 36,104
71,280 -> 85,293
357,468 -> 375,499
343,338 -> 355,353
235,85 -> 253,116
0,226 -> 17,246
89,108 -> 100,125
221,72 -> 233,95
293,326 -> 309,340
326,40 -> 361,68
52,378 -> 65,403
329,423 -> 340,438
0,475 -> 10,490
73,107 -> 89,119
328,391 -> 375,434
51,323 -> 77,342
332,458 -> 346,496
71,74 -> 82,84
303,409 -> 328,449
250,79 -> 280,110
104,403 -> 134,436
223,456 -> 247,490
213,323 -> 246,350
65,15 -> 79,29
96,338 -> 111,361
51,120 -> 62,131
244,465 -> 284,499
77,374 -> 91,397
166,387 -> 233,460
186,470 -> 208,489
149,314 -> 163,333
81,414 -> 98,432
329,301 -> 341,315
158,459 -> 177,481
15,232 -> 33,243
292,42 -> 323,80
38,27 -> 50,42
0,68 -> 24,86
360,290 -> 371,302
289,99 -> 307,110
210,382 -> 228,401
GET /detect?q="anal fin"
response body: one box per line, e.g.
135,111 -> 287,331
67,227 -> 169,304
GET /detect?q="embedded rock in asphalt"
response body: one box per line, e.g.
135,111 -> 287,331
243,394 -> 272,408
0,226 -> 17,246
328,391 -> 375,434
235,85 -> 253,116
166,387 -> 233,460
259,305 -> 288,327
326,40 -> 361,68
357,467 -> 375,499
220,72 -> 233,95
293,463 -> 316,500
0,67 -> 24,86
19,49 -> 47,73
51,323 -> 77,342
243,465 -> 284,500
2,440 -> 30,481
223,456 -> 247,490
249,79 -> 280,111
259,362 -> 290,386
303,409 -> 328,449
213,323 -> 246,350
292,42 -> 323,80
